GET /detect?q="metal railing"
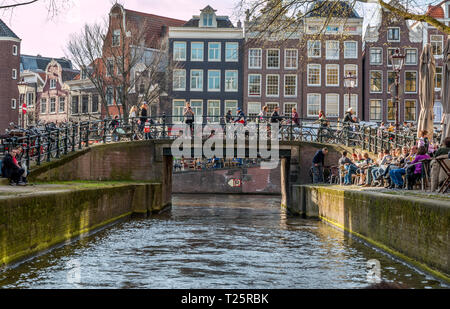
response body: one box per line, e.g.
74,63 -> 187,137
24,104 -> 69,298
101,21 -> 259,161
1,115 -> 437,173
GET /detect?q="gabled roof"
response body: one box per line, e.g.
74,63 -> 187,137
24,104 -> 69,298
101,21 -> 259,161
20,54 -> 73,72
426,3 -> 445,19
305,0 -> 361,18
0,18 -> 19,39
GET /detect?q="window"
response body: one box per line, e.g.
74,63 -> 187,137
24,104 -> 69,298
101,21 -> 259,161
266,103 -> 279,114
173,42 -> 186,61
436,66 -> 443,90
387,48 -> 396,66
172,100 -> 185,123
325,94 -> 339,117
387,99 -> 395,121
225,70 -> 238,92
307,94 -> 321,117
284,103 -> 297,117
207,100 -> 221,123
191,42 -> 204,61
326,64 -> 339,86
208,70 -> 221,91
12,69 -> 17,80
326,25 -> 339,33
59,97 -> 65,113
434,101 -> 443,123
225,42 -> 238,62
326,41 -> 339,60
387,27 -> 400,41
344,41 -> 357,59
106,87 -> 113,106
112,30 -> 120,47
11,99 -> 16,109
431,35 -> 443,56
190,70 -> 203,91
41,98 -> 47,114
173,69 -> 186,91
370,71 -> 382,93
370,48 -> 382,65
307,64 -> 321,86
190,100 -> 203,124
405,100 -> 417,121
50,79 -> 56,89
106,59 -> 114,77
369,99 -> 382,121
71,97 -> 78,114
208,42 -> 221,61
249,49 -> 262,68
267,49 -> 280,69
405,49 -> 417,65
308,40 -> 321,58
284,75 -> 297,97
91,95 -> 98,113
225,101 -> 238,116
12,45 -> 18,56
248,74 -> 261,96
344,64 -> 358,87
202,13 -> 213,27
387,71 -> 396,93
248,102 -> 261,118
285,49 -> 298,69
82,95 -> 89,114
405,71 -> 417,93
343,94 -> 358,117
266,75 -> 279,97
50,97 -> 56,113
27,92 -> 34,107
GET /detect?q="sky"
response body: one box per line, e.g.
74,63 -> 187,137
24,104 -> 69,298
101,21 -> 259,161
0,0 -> 239,58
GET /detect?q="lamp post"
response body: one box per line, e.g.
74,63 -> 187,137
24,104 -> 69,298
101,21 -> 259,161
390,48 -> 405,131
344,71 -> 356,114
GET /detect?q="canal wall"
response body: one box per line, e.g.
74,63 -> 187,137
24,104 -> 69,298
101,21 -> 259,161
0,182 -> 164,268
291,185 -> 450,282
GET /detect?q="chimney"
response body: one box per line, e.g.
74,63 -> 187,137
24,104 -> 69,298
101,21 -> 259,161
161,25 -> 168,37
237,20 -> 242,29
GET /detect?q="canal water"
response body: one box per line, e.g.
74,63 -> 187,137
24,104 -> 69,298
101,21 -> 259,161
0,194 -> 447,289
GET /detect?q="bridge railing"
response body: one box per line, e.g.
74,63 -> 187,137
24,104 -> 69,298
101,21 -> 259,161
0,115 -> 434,173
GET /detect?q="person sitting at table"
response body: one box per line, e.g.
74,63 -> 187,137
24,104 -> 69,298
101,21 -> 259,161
338,151 -> 356,185
405,146 -> 431,190
371,149 -> 393,187
389,146 -> 418,189
355,152 -> 373,186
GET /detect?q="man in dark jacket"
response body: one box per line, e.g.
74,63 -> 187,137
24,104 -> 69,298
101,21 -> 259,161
2,148 -> 26,186
312,148 -> 329,183
270,106 -> 283,124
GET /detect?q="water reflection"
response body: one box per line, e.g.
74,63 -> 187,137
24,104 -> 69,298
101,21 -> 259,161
0,194 -> 447,289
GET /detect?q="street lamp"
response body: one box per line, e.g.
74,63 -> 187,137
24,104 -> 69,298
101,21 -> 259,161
344,71 -> 356,110
390,48 -> 405,131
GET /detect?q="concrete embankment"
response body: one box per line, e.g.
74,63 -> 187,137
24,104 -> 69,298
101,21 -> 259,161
292,185 -> 450,282
0,182 -> 165,269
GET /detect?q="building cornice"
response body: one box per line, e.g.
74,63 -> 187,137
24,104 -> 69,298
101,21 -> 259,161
169,27 -> 243,39
0,37 -> 21,42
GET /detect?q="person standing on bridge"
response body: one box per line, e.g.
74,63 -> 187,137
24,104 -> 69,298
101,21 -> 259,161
184,102 -> 195,135
312,148 -> 328,183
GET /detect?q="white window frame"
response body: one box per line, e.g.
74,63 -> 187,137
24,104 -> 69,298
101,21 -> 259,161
326,41 -> 339,60
284,49 -> 298,69
436,66 -> 443,91
404,99 -> 417,122
307,40 -> 321,58
173,41 -> 187,61
59,97 -> 65,113
190,69 -> 203,92
266,49 -> 280,69
225,70 -> 238,92
344,64 -> 358,87
173,69 -> 186,91
369,70 -> 383,93
431,35 -> 444,57
343,94 -> 358,117
11,98 -> 16,109
266,102 -> 279,115
369,99 -> 382,121
404,71 -> 417,94
12,69 -> 17,80
225,42 -> 239,62
27,92 -> 34,107
50,79 -> 56,89
344,41 -> 357,59
172,99 -> 186,124
208,42 -> 221,62
191,42 -> 204,62
370,48 -> 383,65
325,93 -> 339,118
387,70 -> 397,94
307,64 -> 321,87
326,64 -> 339,87
225,100 -> 238,116
405,48 -> 418,65
190,99 -> 203,124
207,70 -> 221,92
49,97 -> 56,114
248,102 -> 261,119
266,74 -> 280,97
387,27 -> 400,42
307,93 -> 321,117
284,75 -> 297,98
207,100 -> 221,123
387,48 -> 396,67
248,74 -> 261,97
112,29 -> 121,47
12,45 -> 18,56
284,102 -> 297,117
248,48 -> 262,69
40,98 -> 47,114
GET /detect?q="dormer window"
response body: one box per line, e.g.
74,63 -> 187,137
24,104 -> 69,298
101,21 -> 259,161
112,30 -> 120,47
203,13 -> 213,27
200,6 -> 217,28
50,79 -> 56,89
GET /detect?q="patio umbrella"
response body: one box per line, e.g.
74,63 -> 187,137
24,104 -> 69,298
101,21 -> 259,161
441,38 -> 450,143
417,44 -> 436,142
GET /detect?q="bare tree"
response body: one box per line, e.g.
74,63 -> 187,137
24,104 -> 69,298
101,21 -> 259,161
0,0 -> 71,17
66,18 -> 176,123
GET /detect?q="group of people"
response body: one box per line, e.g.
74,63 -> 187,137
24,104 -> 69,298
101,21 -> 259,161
0,146 -> 28,186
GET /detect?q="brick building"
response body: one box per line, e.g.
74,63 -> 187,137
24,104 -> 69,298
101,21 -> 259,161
0,19 -> 21,132
364,4 -> 423,124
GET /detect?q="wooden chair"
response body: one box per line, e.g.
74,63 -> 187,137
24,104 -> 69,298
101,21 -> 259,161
436,157 -> 450,194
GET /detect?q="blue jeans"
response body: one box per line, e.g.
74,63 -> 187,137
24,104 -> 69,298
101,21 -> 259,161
390,168 -> 406,187
371,167 -> 385,182
344,164 -> 358,184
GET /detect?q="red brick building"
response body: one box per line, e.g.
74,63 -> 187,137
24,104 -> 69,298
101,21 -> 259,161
0,19 -> 21,132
